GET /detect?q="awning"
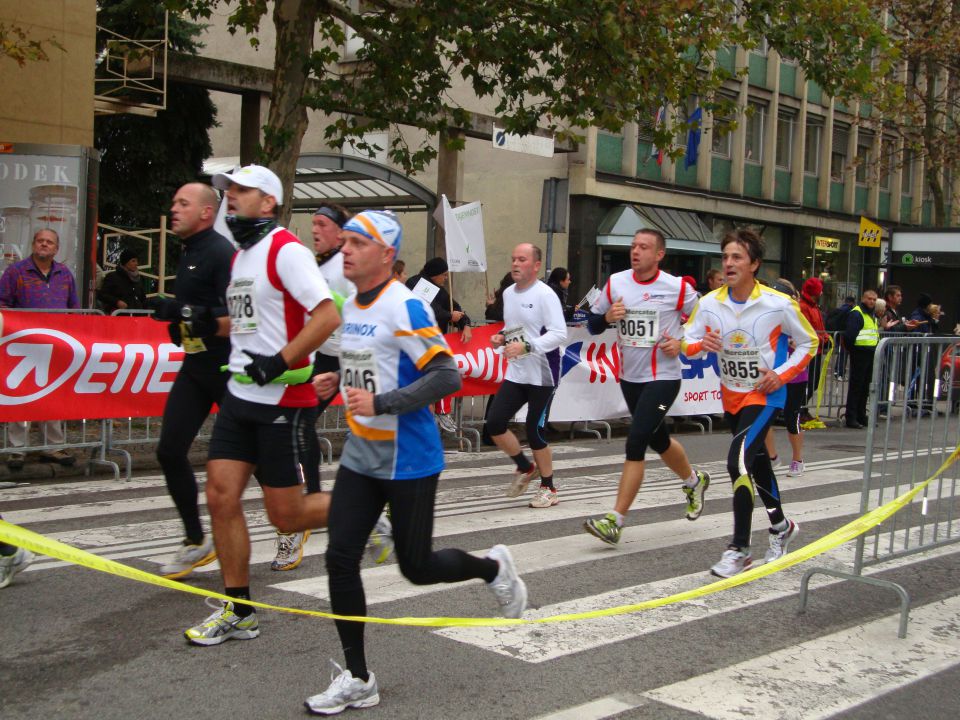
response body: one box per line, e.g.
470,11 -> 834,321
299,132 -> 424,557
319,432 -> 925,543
596,204 -> 718,253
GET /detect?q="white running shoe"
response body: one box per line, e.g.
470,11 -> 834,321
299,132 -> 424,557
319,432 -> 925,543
785,461 -> 805,477
271,530 -> 311,571
528,486 -> 559,508
160,536 -> 216,579
506,465 -> 539,498
435,413 -> 458,435
683,470 -> 711,520
710,547 -> 753,578
305,661 -> 380,715
365,513 -> 394,564
184,598 -> 259,646
486,544 -> 528,618
0,547 -> 34,589
765,520 -> 800,563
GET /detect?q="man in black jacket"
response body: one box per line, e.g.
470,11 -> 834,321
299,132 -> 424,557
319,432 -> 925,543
99,248 -> 147,313
151,182 -> 236,579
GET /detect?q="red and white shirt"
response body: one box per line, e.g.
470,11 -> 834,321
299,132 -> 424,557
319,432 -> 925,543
591,269 -> 698,383
226,227 -> 332,407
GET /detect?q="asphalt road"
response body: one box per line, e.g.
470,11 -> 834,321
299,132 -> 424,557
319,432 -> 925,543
3,425 -> 960,720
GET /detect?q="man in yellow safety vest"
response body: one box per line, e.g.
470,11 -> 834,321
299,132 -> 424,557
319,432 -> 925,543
843,289 -> 879,429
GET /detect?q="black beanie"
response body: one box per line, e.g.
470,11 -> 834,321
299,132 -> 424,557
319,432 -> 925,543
118,248 -> 138,267
422,257 -> 448,278
917,293 -> 932,309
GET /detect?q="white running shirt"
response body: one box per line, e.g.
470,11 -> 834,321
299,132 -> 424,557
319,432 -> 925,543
500,280 -> 567,386
317,250 -> 355,357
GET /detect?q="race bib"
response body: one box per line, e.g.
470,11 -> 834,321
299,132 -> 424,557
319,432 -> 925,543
503,326 -> 528,355
618,308 -> 659,348
227,277 -> 258,334
719,346 -> 763,390
340,348 -> 381,396
179,323 -> 207,354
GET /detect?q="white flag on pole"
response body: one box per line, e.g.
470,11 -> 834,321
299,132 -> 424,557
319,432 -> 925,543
441,194 -> 487,272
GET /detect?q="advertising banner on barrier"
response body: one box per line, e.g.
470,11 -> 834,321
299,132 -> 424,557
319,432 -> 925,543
0,313 -> 722,423
0,311 -> 181,421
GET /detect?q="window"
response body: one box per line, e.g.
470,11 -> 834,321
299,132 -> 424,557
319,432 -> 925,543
855,132 -> 873,185
776,111 -> 795,169
902,148 -> 914,195
744,102 -> 766,163
831,124 -> 849,181
712,118 -> 732,157
880,141 -> 895,191
804,119 -> 822,175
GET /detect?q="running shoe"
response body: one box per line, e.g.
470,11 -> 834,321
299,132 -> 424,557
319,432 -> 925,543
583,513 -> 622,545
160,536 -> 216,579
6,452 -> 25,471
305,660 -> 380,715
764,520 -> 800,563
271,529 -> 311,571
435,413 -> 458,435
365,513 -> 394,564
785,461 -> 805,477
528,486 -> 559,508
0,547 -> 34,589
38,449 -> 75,467
506,465 -> 539,498
683,470 -> 711,520
710,547 -> 753,578
769,455 -> 782,470
486,544 -> 527,618
184,598 -> 259,646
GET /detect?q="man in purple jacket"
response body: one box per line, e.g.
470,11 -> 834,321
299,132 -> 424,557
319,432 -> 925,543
0,228 -> 79,470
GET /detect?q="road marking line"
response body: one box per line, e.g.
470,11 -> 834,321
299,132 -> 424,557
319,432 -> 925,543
530,693 -> 647,720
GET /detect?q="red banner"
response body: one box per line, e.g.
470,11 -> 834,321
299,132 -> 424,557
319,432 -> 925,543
0,312 -> 182,421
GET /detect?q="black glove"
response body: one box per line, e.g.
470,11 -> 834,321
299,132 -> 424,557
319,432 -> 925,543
148,296 -> 184,321
182,305 -> 218,338
243,351 -> 288,386
167,322 -> 183,346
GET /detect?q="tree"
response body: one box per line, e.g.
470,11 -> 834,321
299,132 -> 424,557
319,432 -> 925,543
878,0 -> 960,225
95,1 -> 217,230
165,0 -> 893,225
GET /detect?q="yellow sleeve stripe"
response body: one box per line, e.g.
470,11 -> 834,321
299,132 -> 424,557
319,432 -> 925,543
346,413 -> 396,441
394,327 -> 443,339
415,344 -> 452,370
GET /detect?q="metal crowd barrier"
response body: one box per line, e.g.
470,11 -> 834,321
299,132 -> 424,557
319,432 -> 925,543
799,334 -> 960,637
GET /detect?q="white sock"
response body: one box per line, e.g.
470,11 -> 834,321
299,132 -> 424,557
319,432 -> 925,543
683,471 -> 699,488
771,519 -> 788,532
612,511 -> 626,527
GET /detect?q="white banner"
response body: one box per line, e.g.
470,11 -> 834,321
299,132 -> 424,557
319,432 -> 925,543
506,326 -> 723,422
441,195 -> 487,272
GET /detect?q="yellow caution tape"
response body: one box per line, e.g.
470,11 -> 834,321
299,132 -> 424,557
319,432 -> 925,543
2,443 -> 957,628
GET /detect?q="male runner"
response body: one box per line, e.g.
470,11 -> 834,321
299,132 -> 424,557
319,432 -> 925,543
583,229 -> 711,544
682,228 -> 817,577
308,210 -> 527,714
183,165 -> 340,644
487,243 -> 568,507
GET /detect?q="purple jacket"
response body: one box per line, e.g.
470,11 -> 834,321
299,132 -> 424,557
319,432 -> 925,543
0,256 -> 79,310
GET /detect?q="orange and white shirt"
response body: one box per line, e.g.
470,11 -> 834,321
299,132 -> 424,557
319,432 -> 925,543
592,269 -> 698,382
682,281 -> 818,414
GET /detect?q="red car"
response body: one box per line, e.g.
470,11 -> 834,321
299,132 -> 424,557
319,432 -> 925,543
939,342 -> 960,411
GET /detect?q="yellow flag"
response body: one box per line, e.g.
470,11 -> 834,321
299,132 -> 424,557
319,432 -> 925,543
858,216 -> 882,247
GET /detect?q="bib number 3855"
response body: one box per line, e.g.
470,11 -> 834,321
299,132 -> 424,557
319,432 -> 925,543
719,348 -> 762,390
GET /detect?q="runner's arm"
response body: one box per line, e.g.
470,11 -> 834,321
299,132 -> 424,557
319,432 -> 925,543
374,353 -> 462,414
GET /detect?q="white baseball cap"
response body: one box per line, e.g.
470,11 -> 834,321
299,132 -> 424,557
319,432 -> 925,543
212,164 -> 283,205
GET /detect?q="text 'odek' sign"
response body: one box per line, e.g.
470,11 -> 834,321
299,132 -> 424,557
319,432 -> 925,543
0,312 -> 182,421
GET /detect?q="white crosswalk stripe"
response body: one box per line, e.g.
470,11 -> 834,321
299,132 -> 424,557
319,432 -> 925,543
4,443 -> 959,720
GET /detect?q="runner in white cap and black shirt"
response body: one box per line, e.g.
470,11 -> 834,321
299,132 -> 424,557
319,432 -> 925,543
183,165 -> 341,645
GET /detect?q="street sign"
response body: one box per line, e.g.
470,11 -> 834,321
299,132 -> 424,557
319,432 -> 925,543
858,216 -> 882,247
492,126 -> 554,157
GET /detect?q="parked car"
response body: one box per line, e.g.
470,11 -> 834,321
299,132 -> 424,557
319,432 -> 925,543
939,342 -> 960,412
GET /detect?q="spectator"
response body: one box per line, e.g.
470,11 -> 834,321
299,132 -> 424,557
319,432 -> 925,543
485,272 -> 514,323
0,228 -> 78,469
843,289 -> 879,428
705,267 -> 724,291
798,278 -> 828,421
827,295 -> 856,379
406,257 -> 470,434
98,248 -> 147,314
392,259 -> 407,283
546,267 -> 575,322
881,285 -> 919,332
908,293 -> 939,334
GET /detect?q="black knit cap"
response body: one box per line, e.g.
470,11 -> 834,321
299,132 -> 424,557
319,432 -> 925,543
118,248 -> 138,266
422,257 -> 448,277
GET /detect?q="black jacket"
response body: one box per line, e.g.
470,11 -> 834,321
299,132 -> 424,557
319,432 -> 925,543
405,273 -> 469,332
99,269 -> 147,314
